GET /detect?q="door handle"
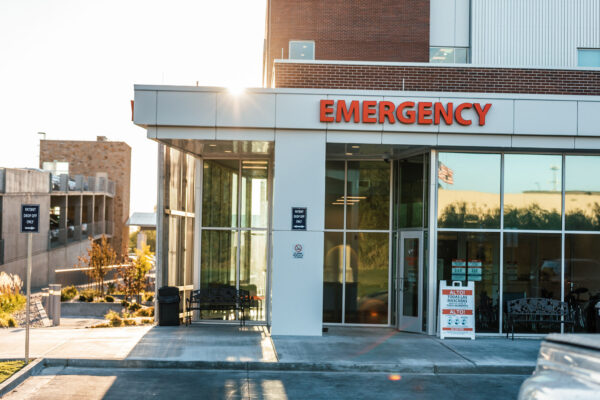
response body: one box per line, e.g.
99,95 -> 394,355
398,277 -> 404,291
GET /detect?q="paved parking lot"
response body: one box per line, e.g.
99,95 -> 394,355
5,366 -> 528,399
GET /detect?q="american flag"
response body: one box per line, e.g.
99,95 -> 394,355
438,162 -> 454,184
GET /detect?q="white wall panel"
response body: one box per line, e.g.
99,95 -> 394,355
430,0 -> 470,48
472,0 -> 600,67
271,129 -> 326,335
578,102 -> 600,136
216,92 -> 276,128
514,100 -> 577,135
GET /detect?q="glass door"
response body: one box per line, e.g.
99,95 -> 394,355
397,231 -> 423,332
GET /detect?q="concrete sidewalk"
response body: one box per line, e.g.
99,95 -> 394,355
0,324 -> 541,373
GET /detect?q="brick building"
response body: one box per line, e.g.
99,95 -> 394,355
134,0 -> 600,336
39,138 -> 131,257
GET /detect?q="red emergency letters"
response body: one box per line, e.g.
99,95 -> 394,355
319,100 -> 491,126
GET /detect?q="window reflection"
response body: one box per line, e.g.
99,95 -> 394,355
437,153 -> 501,229
437,232 -> 500,333
346,161 -> 390,230
397,156 -> 426,228
325,161 -> 345,229
345,232 -> 389,324
565,234 -> 600,332
240,231 -> 267,321
202,160 -> 238,228
323,232 -> 344,323
503,233 -> 561,333
200,229 -> 238,320
565,156 -> 600,231
504,154 -> 562,230
241,160 -> 269,228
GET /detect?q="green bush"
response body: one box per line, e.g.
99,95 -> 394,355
128,303 -> 141,312
121,300 -> 130,308
143,292 -> 154,303
135,306 -> 154,317
79,290 -> 95,302
123,318 -> 136,326
106,282 -> 116,295
105,295 -> 115,303
0,313 -> 17,328
0,294 -> 25,314
60,286 -> 78,302
105,310 -> 123,327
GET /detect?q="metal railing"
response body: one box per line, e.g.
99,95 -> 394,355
50,174 -> 115,195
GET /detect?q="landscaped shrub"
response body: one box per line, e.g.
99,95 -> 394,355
78,290 -> 96,302
0,272 -> 25,328
105,310 -> 123,327
105,295 -> 115,303
143,292 -> 154,303
123,318 -> 136,326
135,306 -> 154,317
61,285 -> 78,302
128,303 -> 141,312
121,300 -> 130,308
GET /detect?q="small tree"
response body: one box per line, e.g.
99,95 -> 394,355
118,244 -> 153,302
79,235 -> 116,297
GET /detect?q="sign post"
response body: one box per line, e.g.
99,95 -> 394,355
21,204 -> 39,363
439,280 -> 475,340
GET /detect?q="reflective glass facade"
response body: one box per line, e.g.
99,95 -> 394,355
438,152 -> 600,334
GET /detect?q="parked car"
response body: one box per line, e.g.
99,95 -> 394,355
519,334 -> 600,399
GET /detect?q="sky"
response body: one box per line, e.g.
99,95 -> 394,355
0,0 -> 267,213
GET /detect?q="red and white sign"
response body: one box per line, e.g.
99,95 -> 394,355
439,281 -> 475,340
320,100 -> 491,126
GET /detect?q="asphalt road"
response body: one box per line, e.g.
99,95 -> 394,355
5,367 -> 528,399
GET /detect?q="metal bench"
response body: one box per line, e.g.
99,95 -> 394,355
185,286 -> 250,326
505,298 -> 575,340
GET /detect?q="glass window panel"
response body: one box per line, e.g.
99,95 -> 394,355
202,160 -> 238,228
323,232 -> 344,323
503,233 -> 561,333
565,156 -> 600,231
454,47 -> 468,63
402,237 -> 420,317
240,231 -> 267,321
325,161 -> 345,229
437,232 -> 500,333
200,230 -> 238,320
289,41 -> 315,60
185,154 -> 196,214
184,217 -> 194,286
241,160 -> 269,228
345,232 -> 389,324
437,152 -> 501,229
429,47 -> 454,63
565,234 -> 600,332
346,161 -> 390,230
397,156 -> 425,228
166,215 -> 182,287
504,154 -> 562,230
578,49 -> 600,67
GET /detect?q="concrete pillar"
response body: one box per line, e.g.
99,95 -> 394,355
270,130 -> 326,336
48,284 -> 61,326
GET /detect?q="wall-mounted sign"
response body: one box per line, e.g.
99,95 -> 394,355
291,207 -> 307,230
293,243 -> 304,259
320,99 -> 491,126
21,204 -> 40,233
439,281 -> 475,340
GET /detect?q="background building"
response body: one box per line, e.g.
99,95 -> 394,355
39,137 -> 131,257
0,167 -> 116,288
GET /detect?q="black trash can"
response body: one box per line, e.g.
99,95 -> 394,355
157,286 -> 180,326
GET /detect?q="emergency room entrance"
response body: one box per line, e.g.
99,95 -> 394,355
324,144 -> 430,332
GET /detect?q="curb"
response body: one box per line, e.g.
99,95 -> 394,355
0,358 -> 45,398
42,358 -> 535,375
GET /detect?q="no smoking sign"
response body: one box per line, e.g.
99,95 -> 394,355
293,243 -> 304,259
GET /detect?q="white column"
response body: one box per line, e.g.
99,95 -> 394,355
271,130 -> 326,336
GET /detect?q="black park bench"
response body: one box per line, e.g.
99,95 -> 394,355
505,298 -> 575,340
185,286 -> 250,326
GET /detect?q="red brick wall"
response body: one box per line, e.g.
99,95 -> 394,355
40,140 -> 131,257
273,62 -> 600,95
266,0 -> 430,86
